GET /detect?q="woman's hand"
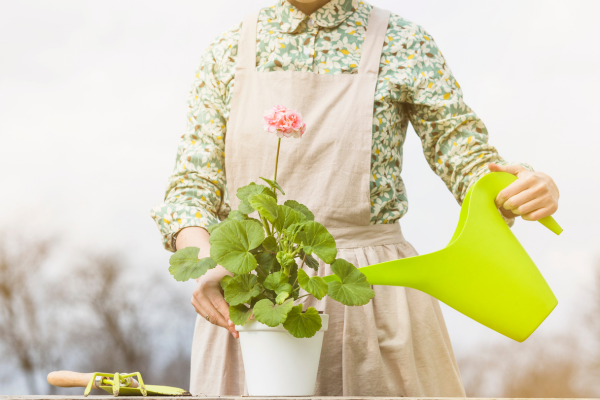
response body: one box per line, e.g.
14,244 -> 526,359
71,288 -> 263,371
488,163 -> 559,221
176,226 -> 239,339
192,271 -> 239,339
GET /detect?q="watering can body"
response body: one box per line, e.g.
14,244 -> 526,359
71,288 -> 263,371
326,172 -> 561,342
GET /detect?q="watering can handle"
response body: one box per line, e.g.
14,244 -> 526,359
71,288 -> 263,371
538,215 -> 562,235
490,172 -> 562,235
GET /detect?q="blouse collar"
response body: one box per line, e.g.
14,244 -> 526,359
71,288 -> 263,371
275,0 -> 361,33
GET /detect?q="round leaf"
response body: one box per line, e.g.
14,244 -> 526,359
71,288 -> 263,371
275,291 -> 290,304
255,252 -> 279,275
169,247 -> 217,282
284,200 -> 314,221
238,201 -> 254,215
225,210 -> 248,221
273,205 -> 307,232
327,259 -> 375,306
236,182 -> 268,202
209,220 -> 265,274
248,193 -> 279,222
283,305 -> 322,338
253,299 -> 294,327
262,235 -> 278,253
293,221 -> 337,264
229,304 -> 253,325
263,271 -> 287,292
222,274 -> 261,306
298,269 -> 328,300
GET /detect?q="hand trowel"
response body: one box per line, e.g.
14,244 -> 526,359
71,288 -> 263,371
325,172 -> 562,342
47,370 -> 191,396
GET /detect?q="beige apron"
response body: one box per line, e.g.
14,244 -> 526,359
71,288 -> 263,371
190,6 -> 466,397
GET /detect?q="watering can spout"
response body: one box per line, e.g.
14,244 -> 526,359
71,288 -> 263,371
331,172 -> 561,342
539,215 -> 563,236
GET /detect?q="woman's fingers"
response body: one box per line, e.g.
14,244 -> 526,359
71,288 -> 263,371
495,173 -> 533,209
501,187 -> 540,213
198,296 -> 229,329
522,206 -> 557,221
191,280 -> 239,338
192,284 -> 227,327
206,286 -> 239,339
513,194 -> 558,220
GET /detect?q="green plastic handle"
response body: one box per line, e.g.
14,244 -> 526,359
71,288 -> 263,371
325,172 -> 561,342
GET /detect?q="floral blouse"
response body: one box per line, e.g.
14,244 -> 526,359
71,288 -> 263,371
151,0 -> 532,252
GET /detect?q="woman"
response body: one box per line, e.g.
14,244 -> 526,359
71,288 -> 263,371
151,0 -> 559,396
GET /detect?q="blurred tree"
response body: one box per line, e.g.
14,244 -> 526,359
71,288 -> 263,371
0,235 -> 61,394
0,235 -> 195,395
459,264 -> 600,397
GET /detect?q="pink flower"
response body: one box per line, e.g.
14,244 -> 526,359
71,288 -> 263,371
263,105 -> 306,139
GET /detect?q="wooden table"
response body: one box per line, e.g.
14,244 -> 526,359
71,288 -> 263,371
3,397 -> 598,400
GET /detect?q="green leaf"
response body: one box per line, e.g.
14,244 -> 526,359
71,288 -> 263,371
253,299 -> 294,327
220,275 -> 233,291
222,274 -> 261,306
237,183 -> 275,215
299,249 -> 320,271
294,221 -> 337,264
238,201 -> 254,215
298,269 -> 328,300
284,222 -> 305,237
273,205 -> 307,232
209,220 -> 265,274
259,176 -> 285,195
250,293 -> 269,307
168,247 -> 217,282
283,305 -> 322,338
327,259 -> 375,306
276,283 -> 292,296
229,304 -> 253,325
284,200 -> 314,221
206,221 -> 226,234
236,182 -> 268,202
263,271 -> 287,292
248,193 -> 279,222
261,187 -> 277,200
275,291 -> 289,304
262,235 -> 278,253
225,210 -> 248,221
255,252 -> 279,275
225,209 -> 263,229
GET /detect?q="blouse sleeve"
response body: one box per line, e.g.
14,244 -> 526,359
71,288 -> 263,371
402,26 -> 533,223
150,41 -> 229,252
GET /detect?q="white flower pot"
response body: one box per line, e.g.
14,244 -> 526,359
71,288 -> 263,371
236,314 -> 329,396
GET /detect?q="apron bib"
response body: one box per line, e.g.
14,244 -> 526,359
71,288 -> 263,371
190,6 -> 466,397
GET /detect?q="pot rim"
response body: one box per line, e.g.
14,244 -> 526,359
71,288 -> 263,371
236,313 -> 329,333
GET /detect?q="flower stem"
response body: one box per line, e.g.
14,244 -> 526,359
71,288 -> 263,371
274,138 -> 281,181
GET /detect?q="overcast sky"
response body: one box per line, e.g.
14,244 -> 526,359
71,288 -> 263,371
1,0 -> 599,366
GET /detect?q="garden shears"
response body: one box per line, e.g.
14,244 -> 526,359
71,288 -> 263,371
47,370 -> 191,397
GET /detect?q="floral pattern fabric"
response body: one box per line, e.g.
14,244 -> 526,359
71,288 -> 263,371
151,0 -> 532,251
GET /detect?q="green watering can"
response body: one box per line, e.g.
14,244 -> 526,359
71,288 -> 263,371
326,172 -> 562,342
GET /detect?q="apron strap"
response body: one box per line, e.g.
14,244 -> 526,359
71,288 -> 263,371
236,6 -> 391,74
358,6 -> 391,75
236,10 -> 261,71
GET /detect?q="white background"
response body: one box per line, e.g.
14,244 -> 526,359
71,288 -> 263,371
1,0 -> 599,391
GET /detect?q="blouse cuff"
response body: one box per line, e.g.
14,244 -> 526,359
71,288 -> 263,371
150,204 -> 220,252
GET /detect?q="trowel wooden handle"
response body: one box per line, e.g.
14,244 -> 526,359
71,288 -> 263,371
47,371 -> 96,388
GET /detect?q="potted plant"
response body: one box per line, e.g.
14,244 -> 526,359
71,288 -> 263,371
168,105 -> 375,396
